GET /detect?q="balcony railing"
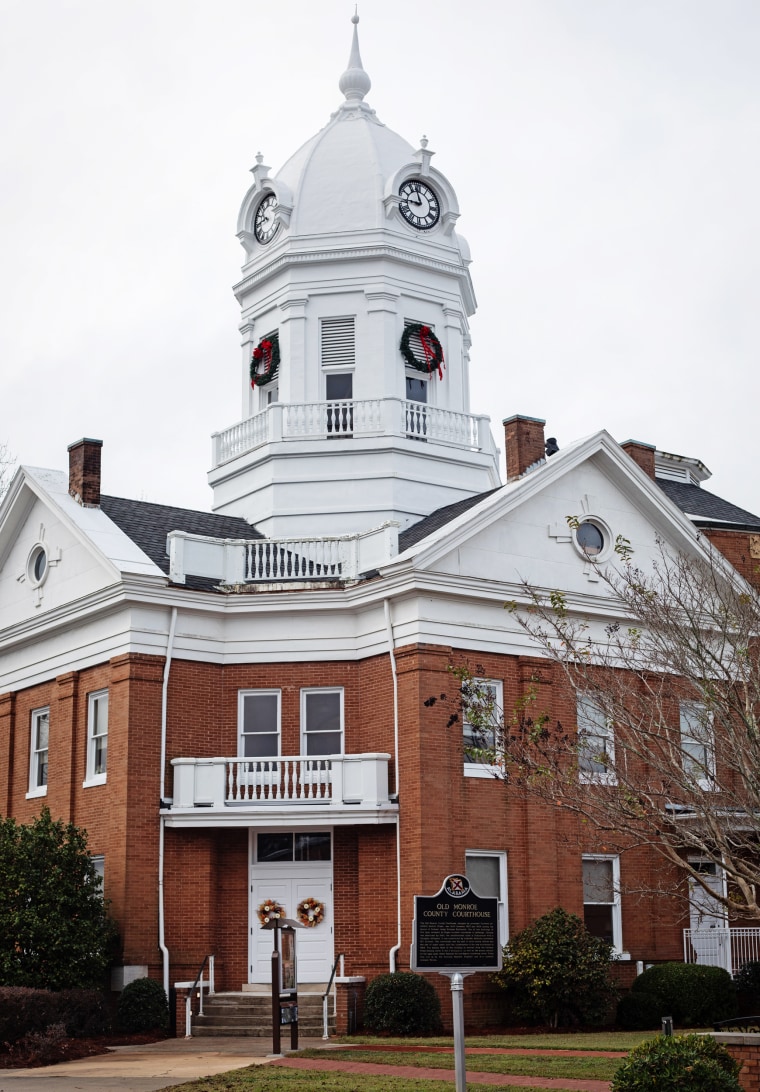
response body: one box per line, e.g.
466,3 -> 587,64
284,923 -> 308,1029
683,927 -> 760,975
212,398 -> 494,467
170,753 -> 392,812
167,523 -> 397,585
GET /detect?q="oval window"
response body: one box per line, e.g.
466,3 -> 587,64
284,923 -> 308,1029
27,545 -> 48,586
576,522 -> 604,558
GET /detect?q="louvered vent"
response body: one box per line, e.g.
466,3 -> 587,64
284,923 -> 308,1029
321,317 -> 355,368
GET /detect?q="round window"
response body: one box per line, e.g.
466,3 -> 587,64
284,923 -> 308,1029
576,521 -> 604,558
27,544 -> 48,586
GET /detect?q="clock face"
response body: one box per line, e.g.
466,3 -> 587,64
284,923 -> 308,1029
254,193 -> 279,244
398,179 -> 440,230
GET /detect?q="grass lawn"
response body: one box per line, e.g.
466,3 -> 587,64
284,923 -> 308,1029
335,1030 -> 659,1051
158,1071 -> 587,1092
297,1046 -> 620,1079
156,1030 -> 667,1091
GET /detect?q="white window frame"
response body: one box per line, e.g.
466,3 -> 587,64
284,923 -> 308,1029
91,854 -> 105,896
466,849 -> 508,946
300,688 -> 344,756
577,694 -> 616,785
680,701 -> 716,790
27,706 -> 49,799
238,690 -> 281,759
84,689 -> 109,787
463,678 -> 503,779
582,853 -> 628,958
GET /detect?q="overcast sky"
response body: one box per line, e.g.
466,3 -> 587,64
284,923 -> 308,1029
1,0 -> 759,516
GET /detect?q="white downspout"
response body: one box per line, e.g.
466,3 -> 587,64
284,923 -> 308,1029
159,606 -> 178,998
383,598 -> 402,973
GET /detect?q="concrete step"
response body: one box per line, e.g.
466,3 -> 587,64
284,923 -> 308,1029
191,991 -> 334,1038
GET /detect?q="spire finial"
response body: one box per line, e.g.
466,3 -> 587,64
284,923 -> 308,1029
339,9 -> 371,103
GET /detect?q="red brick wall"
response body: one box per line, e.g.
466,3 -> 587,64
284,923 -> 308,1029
0,639 -> 695,1022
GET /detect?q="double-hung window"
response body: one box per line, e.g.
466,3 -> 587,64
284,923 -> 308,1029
239,691 -> 281,758
577,694 -> 615,784
301,689 -> 343,755
466,850 -> 508,945
463,678 -> 503,778
85,690 -> 108,785
679,701 -> 715,789
28,707 -> 49,798
582,854 -> 625,956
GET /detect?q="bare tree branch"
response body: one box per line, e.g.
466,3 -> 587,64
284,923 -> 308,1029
454,536 -> 760,920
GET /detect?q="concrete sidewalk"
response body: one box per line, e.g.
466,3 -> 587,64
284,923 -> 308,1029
0,1035 -> 327,1092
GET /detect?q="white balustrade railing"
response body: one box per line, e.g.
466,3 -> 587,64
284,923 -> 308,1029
683,927 -> 760,975
228,758 -> 332,802
212,398 -> 490,465
244,538 -> 344,581
167,523 -> 398,586
171,753 -> 392,811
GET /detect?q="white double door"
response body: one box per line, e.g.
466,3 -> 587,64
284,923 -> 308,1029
250,861 -> 333,984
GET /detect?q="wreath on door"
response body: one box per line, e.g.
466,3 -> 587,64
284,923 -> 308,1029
257,899 -> 286,925
296,897 -> 326,928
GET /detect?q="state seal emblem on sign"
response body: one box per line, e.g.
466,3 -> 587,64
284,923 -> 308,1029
444,875 -> 470,898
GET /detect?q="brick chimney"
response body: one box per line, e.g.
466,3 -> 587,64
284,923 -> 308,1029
68,438 -> 103,506
503,415 -> 546,482
621,439 -> 656,480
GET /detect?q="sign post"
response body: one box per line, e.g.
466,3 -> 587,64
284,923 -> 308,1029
262,917 -> 303,1056
411,874 -> 501,1092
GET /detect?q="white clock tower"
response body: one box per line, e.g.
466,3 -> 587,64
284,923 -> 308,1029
209,15 -> 501,538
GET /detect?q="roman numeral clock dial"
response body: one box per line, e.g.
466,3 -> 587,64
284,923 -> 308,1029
398,179 -> 440,230
254,192 -> 280,244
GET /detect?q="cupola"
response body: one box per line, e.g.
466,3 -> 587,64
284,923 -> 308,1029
209,15 -> 501,538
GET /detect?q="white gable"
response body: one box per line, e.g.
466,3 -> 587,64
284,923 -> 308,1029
384,431 -> 710,604
0,467 -> 164,631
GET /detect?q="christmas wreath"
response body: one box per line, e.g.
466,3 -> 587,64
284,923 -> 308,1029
296,896 -> 325,928
250,331 -> 280,387
257,899 -> 286,925
399,323 -> 445,379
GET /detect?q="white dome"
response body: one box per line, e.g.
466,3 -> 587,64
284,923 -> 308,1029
274,15 -> 414,238
277,111 -> 415,237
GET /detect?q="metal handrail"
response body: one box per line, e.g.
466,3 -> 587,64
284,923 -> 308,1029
322,952 -> 345,1039
177,954 -> 215,1037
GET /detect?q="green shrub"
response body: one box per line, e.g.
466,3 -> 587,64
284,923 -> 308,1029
491,907 -> 617,1027
616,990 -> 662,1030
631,963 -> 736,1026
116,977 -> 169,1033
734,960 -> 760,1012
611,1033 -> 742,1092
364,972 -> 442,1036
0,808 -> 118,989
0,987 -> 111,1048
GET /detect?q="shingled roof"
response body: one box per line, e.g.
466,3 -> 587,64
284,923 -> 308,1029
100,495 -> 261,578
398,488 -> 503,552
656,480 -> 760,532
397,469 -> 760,556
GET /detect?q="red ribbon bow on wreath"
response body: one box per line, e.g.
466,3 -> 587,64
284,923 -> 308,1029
419,326 -> 444,380
250,332 -> 280,388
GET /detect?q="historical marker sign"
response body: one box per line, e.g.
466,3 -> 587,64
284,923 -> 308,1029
410,874 -> 502,974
